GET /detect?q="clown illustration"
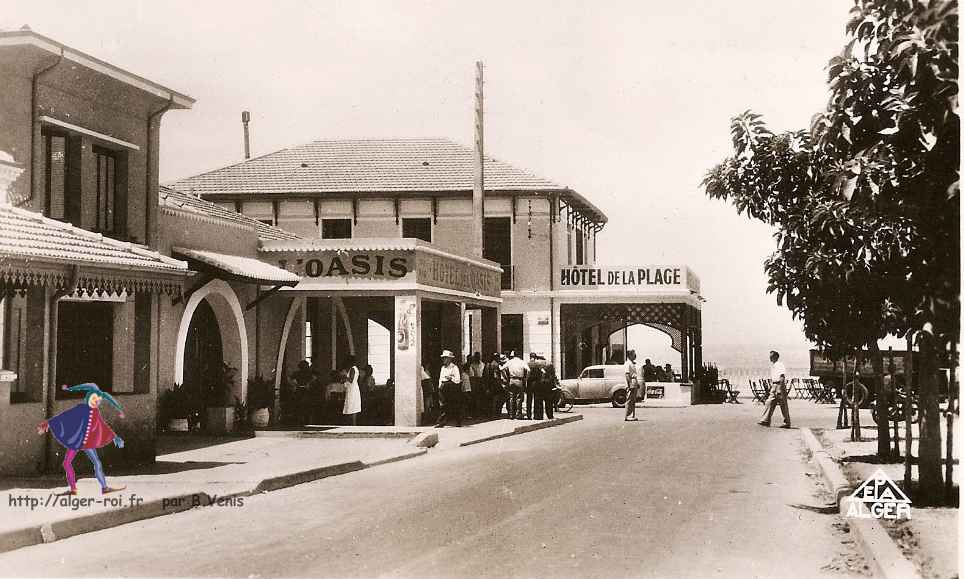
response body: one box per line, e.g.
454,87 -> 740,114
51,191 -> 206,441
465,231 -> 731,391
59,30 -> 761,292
37,383 -> 126,495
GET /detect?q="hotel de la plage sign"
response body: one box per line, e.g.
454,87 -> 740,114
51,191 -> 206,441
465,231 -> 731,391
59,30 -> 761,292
275,249 -> 501,299
559,265 -> 700,293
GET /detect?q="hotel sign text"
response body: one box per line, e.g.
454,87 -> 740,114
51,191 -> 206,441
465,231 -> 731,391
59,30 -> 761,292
560,266 -> 694,290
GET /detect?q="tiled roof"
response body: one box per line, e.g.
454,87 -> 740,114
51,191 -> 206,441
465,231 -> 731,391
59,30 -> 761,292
168,139 -> 607,224
159,186 -> 301,241
172,247 -> 301,286
259,238 -> 418,253
0,204 -> 187,273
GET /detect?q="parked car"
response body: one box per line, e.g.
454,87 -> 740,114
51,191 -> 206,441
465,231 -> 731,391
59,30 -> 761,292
559,365 -> 630,407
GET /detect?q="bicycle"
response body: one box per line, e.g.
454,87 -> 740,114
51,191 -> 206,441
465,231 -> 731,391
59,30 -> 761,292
554,388 -> 574,413
870,386 -> 920,425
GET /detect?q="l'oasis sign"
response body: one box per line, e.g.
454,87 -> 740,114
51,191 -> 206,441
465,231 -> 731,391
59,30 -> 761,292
560,266 -> 686,288
278,253 -> 412,279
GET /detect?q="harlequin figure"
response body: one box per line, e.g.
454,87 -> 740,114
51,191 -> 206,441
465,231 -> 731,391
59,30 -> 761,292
37,383 -> 126,495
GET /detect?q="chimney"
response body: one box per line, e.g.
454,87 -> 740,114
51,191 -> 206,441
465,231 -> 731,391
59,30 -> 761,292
242,111 -> 251,160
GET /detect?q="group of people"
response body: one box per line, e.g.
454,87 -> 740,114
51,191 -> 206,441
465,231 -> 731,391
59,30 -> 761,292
426,349 -> 561,428
286,356 -> 389,426
640,359 -> 677,383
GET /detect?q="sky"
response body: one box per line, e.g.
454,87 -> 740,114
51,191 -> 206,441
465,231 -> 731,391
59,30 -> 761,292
3,0 -> 856,369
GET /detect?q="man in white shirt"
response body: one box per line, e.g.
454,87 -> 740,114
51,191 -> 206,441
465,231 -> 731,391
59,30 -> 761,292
435,350 -> 463,427
624,350 -> 641,421
504,351 -> 529,420
758,350 -> 791,428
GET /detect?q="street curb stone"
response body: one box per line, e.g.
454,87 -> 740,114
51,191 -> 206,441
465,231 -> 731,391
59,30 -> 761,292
459,414 -> 583,447
800,428 -> 922,579
0,448 -> 429,555
410,432 -> 438,448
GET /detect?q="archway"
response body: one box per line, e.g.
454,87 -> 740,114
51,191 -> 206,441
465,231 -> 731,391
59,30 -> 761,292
174,279 -> 249,402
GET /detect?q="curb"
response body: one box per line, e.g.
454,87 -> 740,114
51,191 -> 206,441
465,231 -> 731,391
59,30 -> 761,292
459,414 -> 583,447
800,428 -> 922,579
0,449 -> 427,555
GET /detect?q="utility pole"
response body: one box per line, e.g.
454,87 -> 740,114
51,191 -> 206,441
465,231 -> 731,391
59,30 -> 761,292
472,61 -> 484,257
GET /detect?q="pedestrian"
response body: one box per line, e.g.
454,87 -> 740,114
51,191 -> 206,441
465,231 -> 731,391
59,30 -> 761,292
342,355 -> 362,426
483,352 -> 504,418
504,351 -> 529,419
664,363 -> 675,382
435,350 -> 463,427
325,370 -> 346,424
758,350 -> 791,428
624,350 -> 641,421
468,352 -> 486,418
360,364 -> 376,422
420,362 -> 435,423
287,360 -> 317,425
541,361 -> 559,420
528,356 -> 545,419
459,356 -> 473,419
643,358 -> 658,382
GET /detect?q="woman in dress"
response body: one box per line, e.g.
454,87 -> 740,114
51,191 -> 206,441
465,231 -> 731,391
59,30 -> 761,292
342,355 -> 362,425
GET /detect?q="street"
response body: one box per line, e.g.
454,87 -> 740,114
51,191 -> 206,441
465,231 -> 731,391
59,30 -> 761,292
3,403 -> 865,578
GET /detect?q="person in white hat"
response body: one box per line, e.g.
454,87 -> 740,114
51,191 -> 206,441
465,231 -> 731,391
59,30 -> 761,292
435,350 -> 463,427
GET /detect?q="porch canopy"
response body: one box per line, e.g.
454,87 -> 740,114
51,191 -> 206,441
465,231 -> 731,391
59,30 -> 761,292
0,204 -> 188,295
172,247 -> 301,287
554,264 -> 703,381
259,238 -> 502,426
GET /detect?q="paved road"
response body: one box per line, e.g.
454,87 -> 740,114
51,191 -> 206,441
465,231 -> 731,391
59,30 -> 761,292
2,402 -> 864,578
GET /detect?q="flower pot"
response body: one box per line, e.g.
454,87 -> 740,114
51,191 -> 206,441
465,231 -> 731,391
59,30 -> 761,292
168,418 -> 189,432
206,407 -> 235,433
250,407 -> 270,428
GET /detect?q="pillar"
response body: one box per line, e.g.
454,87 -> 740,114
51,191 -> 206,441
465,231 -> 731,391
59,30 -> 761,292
393,295 -> 421,426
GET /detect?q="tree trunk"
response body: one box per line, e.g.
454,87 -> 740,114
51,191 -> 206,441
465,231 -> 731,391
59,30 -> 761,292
917,332 -> 944,502
870,342 -> 890,458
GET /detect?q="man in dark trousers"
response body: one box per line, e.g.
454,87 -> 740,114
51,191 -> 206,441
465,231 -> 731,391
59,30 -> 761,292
504,351 -> 528,420
482,353 -> 504,418
435,350 -> 464,427
532,358 -> 558,420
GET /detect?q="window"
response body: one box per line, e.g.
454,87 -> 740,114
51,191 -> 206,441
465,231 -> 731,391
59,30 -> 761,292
500,314 -> 523,355
585,368 -> 604,379
43,132 -> 81,225
94,147 -> 116,233
322,218 -> 352,239
402,218 -> 432,242
575,227 -> 584,265
304,321 -> 312,364
484,217 -> 512,290
56,302 -> 114,394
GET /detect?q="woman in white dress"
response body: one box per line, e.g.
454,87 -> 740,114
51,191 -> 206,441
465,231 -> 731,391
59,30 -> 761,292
342,355 -> 362,425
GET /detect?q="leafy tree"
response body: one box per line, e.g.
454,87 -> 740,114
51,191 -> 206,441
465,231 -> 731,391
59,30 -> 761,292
702,0 -> 958,500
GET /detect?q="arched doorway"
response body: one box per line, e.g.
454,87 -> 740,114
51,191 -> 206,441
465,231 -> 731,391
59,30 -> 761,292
174,279 -> 249,404
183,300 -> 223,426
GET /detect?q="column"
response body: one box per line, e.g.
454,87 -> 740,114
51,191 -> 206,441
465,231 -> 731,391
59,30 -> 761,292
393,295 -> 421,426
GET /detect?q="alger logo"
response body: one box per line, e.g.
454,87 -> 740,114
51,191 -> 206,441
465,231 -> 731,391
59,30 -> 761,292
846,468 -> 912,520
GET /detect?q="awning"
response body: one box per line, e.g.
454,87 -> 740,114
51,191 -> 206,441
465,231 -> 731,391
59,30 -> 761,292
0,204 -> 189,295
172,247 -> 300,286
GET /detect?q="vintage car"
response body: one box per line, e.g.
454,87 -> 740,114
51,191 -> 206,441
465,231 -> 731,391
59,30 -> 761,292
559,364 -> 632,407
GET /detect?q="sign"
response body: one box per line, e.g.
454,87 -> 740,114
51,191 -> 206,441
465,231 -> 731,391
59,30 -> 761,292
417,254 -> 501,298
277,252 -> 413,280
559,266 -> 687,289
809,350 -> 907,378
846,468 -> 911,520
396,296 -> 417,351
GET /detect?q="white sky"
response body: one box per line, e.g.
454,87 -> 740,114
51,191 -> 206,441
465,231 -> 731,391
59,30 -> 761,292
4,0 -> 855,368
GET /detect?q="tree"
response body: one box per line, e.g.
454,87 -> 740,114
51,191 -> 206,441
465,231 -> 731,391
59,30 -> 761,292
702,0 -> 958,501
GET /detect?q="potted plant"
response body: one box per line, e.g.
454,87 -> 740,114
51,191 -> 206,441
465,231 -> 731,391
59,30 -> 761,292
160,383 -> 193,432
247,374 -> 274,428
205,362 -> 237,434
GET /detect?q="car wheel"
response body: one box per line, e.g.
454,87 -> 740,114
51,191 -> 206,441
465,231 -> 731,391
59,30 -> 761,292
612,389 -> 627,408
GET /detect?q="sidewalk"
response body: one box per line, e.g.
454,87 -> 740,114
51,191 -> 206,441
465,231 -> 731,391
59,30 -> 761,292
809,406 -> 959,579
0,413 -> 582,554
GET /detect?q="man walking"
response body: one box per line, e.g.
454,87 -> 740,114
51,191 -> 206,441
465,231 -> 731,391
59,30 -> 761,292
504,351 -> 528,420
435,350 -> 463,428
624,350 -> 641,421
758,350 -> 791,428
